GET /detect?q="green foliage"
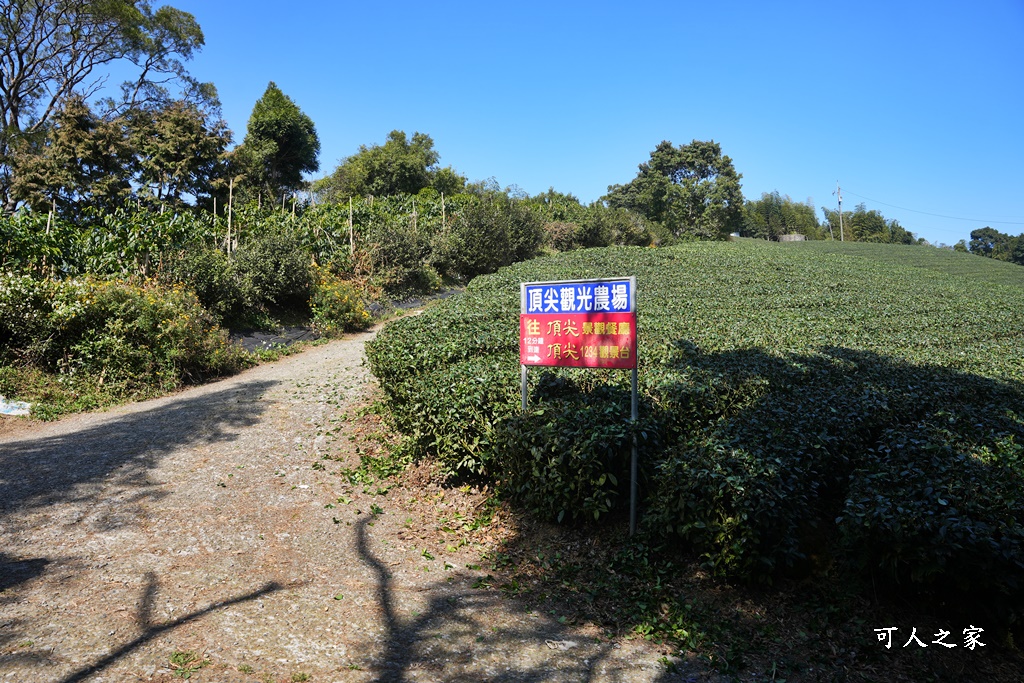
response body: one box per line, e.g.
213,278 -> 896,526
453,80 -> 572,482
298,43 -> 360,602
129,99 -> 232,207
317,130 -> 462,200
156,244 -> 246,323
969,226 -> 1023,264
235,81 -> 319,198
429,194 -> 544,283
367,240 -> 1024,626
787,239 -> 1024,288
0,0 -> 210,212
0,273 -> 251,414
0,210 -> 83,274
309,266 -> 373,335
743,191 -> 825,240
497,376 -> 638,522
605,140 -> 743,240
10,96 -> 134,217
539,205 -> 656,252
820,203 -> 916,244
232,226 -> 313,311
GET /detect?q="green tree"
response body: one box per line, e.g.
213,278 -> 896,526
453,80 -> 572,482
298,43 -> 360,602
743,191 -> 824,240
605,139 -> 744,240
235,82 -> 319,200
10,96 -> 133,217
1012,237 -> 1024,266
316,130 -> 464,201
0,0 -> 209,212
969,227 -> 1019,261
130,100 -> 231,207
820,204 -> 915,244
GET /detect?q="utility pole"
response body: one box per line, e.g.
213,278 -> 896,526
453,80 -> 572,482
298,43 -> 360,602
835,181 -> 845,242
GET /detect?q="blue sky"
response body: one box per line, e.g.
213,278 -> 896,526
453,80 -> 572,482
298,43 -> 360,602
160,0 -> 1022,246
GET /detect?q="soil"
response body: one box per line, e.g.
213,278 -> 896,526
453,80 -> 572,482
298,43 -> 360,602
0,325 -> 715,683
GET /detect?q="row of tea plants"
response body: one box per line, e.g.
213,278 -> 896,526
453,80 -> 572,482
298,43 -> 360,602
366,240 -> 1024,630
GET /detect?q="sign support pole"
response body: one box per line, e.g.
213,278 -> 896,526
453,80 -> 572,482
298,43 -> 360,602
629,367 -> 639,536
521,365 -> 528,412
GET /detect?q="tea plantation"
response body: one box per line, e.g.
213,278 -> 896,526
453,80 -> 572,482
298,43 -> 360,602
366,240 -> 1024,627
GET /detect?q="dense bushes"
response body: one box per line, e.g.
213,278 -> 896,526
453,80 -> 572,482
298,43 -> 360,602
310,266 -> 372,335
430,193 -> 544,283
232,228 -> 314,310
0,273 -> 251,403
367,241 -> 1024,626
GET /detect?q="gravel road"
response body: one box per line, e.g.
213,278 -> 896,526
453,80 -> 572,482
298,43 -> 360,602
0,327 -> 712,683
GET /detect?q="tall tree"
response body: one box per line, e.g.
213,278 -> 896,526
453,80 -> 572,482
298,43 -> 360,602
969,226 -> 1020,262
235,82 -> 319,200
10,96 -> 133,217
130,99 -> 231,207
744,191 -> 826,240
605,139 -> 743,240
316,130 -> 464,201
0,0 -> 209,212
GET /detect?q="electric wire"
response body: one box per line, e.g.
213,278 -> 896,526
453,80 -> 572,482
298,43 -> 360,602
841,190 -> 1024,226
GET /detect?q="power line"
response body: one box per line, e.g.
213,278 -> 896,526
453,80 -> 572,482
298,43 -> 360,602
841,189 -> 1024,226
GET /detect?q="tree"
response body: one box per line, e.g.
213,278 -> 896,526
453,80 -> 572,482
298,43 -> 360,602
316,130 -> 463,201
968,227 -> 1018,261
235,82 -> 319,200
820,204 -> 915,244
0,0 -> 209,212
10,96 -> 133,217
743,191 -> 824,240
605,139 -> 744,240
130,99 -> 231,207
1013,237 -> 1024,266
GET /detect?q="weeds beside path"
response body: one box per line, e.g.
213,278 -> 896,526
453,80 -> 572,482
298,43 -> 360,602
0,327 -> 702,682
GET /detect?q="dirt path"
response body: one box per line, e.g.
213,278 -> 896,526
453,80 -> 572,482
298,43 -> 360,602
0,327 -> 706,683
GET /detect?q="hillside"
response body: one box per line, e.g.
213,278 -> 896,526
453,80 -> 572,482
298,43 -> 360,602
367,239 -> 1024,677
773,239 -> 1024,290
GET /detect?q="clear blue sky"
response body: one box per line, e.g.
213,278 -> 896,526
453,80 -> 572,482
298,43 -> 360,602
162,0 -> 1022,247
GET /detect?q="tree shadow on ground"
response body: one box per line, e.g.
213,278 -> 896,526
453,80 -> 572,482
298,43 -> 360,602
47,574 -> 284,683
0,380 -> 283,680
491,342 -> 1024,681
0,378 -> 278,524
354,516 -> 692,683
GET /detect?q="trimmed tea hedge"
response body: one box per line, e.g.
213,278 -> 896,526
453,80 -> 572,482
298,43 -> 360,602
366,241 -> 1024,621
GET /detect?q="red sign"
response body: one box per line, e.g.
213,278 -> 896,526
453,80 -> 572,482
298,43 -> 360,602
520,312 -> 637,369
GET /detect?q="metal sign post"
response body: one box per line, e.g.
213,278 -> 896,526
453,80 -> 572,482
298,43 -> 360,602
518,277 -> 640,534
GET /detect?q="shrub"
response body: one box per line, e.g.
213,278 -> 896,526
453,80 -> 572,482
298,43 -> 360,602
309,266 -> 373,335
157,245 -> 247,323
0,273 -> 251,402
497,376 -> 639,522
543,221 -> 583,252
232,228 -> 313,311
430,194 -> 543,283
367,241 -> 1024,625
364,212 -> 438,296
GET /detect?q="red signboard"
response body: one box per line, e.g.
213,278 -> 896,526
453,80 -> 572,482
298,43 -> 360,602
519,312 -> 637,369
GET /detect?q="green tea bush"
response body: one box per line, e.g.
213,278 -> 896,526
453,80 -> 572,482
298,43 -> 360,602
367,241 -> 1024,624
497,376 -> 639,522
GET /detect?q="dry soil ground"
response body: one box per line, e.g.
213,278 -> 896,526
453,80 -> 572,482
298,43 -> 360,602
0,327 -> 714,683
